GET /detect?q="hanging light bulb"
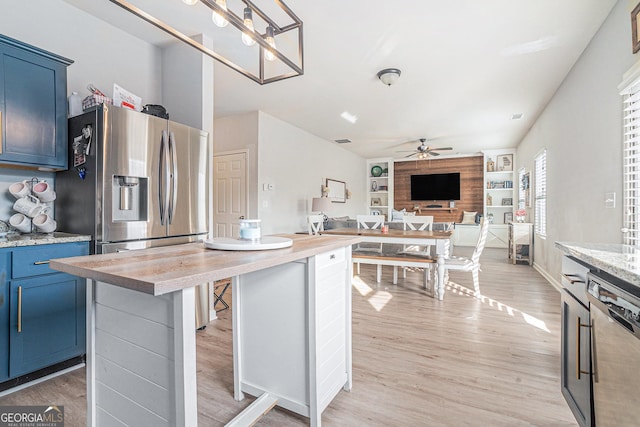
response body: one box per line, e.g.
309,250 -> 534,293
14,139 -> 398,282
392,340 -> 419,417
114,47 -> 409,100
211,0 -> 228,28
241,7 -> 256,46
264,25 -> 277,61
182,0 -> 198,5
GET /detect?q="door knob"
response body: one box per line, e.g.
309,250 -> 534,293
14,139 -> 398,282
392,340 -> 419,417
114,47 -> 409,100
239,216 -> 245,220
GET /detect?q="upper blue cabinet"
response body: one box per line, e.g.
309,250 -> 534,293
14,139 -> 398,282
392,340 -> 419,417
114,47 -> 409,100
0,35 -> 73,171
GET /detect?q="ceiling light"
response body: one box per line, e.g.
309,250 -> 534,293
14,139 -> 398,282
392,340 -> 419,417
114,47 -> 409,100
341,111 -> 358,124
377,68 -> 401,86
242,7 -> 256,46
264,25 -> 277,61
211,0 -> 229,28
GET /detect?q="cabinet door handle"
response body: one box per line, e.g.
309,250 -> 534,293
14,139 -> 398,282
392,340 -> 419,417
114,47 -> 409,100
576,316 -> 591,379
330,254 -> 336,260
563,273 -> 584,284
33,260 -> 50,265
17,286 -> 22,333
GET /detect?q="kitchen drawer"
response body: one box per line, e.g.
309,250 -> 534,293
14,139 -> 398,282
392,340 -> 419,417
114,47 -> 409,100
12,243 -> 88,279
316,248 -> 346,270
562,255 -> 591,306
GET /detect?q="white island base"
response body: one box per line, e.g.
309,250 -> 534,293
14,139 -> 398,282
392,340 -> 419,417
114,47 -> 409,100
52,235 -> 356,427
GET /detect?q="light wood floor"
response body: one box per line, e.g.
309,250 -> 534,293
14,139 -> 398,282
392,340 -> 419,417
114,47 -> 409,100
0,247 -> 577,426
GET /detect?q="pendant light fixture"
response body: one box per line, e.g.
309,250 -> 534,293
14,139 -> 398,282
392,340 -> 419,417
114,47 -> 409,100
110,0 -> 303,85
242,7 -> 256,46
211,0 -> 228,28
264,25 -> 277,61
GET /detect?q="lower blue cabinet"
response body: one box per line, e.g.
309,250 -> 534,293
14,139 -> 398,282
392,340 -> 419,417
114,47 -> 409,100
0,241 -> 88,384
9,273 -> 85,378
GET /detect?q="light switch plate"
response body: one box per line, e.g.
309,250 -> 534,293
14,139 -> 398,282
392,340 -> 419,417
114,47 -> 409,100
605,192 -> 615,208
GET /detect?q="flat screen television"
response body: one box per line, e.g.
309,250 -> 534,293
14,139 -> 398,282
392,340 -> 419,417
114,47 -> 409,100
410,172 -> 461,201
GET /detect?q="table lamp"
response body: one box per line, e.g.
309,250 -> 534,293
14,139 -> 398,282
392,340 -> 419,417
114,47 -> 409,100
312,197 -> 332,222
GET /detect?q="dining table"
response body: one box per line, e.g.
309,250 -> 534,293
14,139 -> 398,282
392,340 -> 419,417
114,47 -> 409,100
320,227 -> 453,299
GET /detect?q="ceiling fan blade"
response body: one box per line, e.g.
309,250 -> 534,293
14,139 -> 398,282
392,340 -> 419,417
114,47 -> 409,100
429,147 -> 453,151
404,152 -> 417,158
428,151 -> 441,157
395,150 -> 416,153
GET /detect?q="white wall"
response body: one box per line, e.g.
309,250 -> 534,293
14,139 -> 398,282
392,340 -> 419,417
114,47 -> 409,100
516,0 -> 636,283
257,112 -> 366,234
213,111 -> 366,234
0,0 -> 163,225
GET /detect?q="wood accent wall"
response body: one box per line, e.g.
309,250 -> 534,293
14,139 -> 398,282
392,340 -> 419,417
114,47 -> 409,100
394,156 -> 484,223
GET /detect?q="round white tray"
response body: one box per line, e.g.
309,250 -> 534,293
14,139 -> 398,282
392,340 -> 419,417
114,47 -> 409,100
204,236 -> 293,251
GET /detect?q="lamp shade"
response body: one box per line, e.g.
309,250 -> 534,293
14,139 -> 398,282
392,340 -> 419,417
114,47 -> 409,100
312,197 -> 331,213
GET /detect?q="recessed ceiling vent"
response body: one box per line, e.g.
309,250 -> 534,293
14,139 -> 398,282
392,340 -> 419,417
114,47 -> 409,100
334,139 -> 352,144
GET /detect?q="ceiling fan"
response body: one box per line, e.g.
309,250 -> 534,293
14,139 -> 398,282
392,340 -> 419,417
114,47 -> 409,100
397,138 -> 453,159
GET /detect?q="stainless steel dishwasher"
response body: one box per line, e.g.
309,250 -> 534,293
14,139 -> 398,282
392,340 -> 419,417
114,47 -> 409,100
587,271 -> 640,426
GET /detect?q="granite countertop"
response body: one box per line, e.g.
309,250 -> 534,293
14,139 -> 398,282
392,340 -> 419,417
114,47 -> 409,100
556,242 -> 640,286
50,234 -> 360,296
0,232 -> 91,248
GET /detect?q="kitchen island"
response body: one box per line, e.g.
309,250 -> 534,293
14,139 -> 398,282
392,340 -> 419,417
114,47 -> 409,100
50,233 -> 359,427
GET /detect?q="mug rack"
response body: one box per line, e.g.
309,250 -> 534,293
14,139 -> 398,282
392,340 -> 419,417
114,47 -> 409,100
8,177 -> 53,235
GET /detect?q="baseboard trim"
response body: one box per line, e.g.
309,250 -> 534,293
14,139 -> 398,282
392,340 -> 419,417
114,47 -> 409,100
533,262 -> 562,292
0,357 -> 85,397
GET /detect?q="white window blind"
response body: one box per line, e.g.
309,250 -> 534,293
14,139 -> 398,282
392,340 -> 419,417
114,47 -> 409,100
622,78 -> 640,246
534,150 -> 547,237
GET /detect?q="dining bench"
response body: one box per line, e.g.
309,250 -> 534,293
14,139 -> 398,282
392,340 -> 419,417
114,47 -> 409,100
351,252 -> 435,289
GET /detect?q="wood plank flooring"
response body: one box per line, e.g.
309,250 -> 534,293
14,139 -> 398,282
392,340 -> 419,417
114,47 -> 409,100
0,247 -> 577,426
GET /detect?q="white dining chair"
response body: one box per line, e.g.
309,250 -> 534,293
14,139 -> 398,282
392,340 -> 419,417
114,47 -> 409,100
395,215 -> 434,280
307,214 -> 324,235
353,214 -> 385,276
439,218 -> 489,298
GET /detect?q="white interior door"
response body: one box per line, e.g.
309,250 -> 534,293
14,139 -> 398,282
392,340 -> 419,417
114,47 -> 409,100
213,152 -> 247,237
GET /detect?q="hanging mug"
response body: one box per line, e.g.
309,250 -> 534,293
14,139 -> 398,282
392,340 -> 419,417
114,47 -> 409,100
371,180 -> 378,191
9,180 -> 31,199
32,180 -> 56,203
9,213 -> 32,234
33,210 -> 57,233
13,195 -> 45,218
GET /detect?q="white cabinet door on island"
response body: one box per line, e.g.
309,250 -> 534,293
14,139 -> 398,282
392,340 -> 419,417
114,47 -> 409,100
49,234 -> 359,427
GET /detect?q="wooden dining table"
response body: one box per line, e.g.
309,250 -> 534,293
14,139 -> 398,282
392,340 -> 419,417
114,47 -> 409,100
320,227 -> 453,299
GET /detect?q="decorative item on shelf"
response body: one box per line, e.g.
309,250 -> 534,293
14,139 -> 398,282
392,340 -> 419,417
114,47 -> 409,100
378,185 -> 388,191
502,198 -> 513,206
487,158 -> 495,172
497,154 -> 513,171
515,209 -> 526,222
382,167 -> 388,176
371,180 -> 378,191
371,197 -> 381,206
504,212 -> 514,223
487,213 -> 494,224
371,165 -> 383,177
486,194 -> 493,206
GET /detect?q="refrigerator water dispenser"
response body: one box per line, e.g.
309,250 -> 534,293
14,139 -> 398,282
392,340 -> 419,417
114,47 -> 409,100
113,175 -> 148,221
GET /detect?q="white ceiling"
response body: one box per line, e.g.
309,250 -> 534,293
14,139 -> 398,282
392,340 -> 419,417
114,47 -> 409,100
66,0 -> 618,159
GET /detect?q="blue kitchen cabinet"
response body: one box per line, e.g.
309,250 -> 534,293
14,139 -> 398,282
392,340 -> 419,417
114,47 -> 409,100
9,273 -> 85,378
0,35 -> 73,170
0,241 -> 88,384
0,250 -> 10,383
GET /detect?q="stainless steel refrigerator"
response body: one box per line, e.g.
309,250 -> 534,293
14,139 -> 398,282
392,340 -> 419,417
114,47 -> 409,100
56,104 -> 212,327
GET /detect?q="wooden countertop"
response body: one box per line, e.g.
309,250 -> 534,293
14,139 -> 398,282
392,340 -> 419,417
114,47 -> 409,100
49,234 -> 360,296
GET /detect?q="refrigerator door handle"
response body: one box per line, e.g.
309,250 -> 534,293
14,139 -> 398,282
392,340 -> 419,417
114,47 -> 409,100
159,130 -> 168,225
168,132 -> 178,224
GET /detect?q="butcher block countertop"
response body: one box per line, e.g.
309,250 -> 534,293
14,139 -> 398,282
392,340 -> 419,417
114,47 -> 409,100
49,234 -> 360,296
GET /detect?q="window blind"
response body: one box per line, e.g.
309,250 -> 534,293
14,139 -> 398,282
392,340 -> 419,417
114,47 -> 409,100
622,78 -> 640,246
534,150 -> 547,237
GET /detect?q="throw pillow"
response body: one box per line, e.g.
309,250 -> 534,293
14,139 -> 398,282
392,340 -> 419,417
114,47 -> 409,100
391,209 -> 406,221
460,211 -> 477,224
